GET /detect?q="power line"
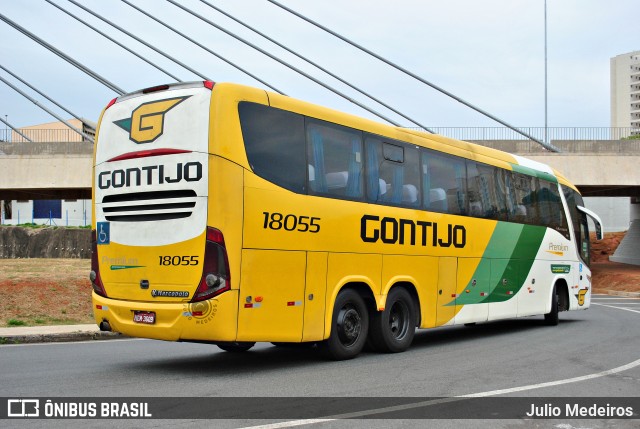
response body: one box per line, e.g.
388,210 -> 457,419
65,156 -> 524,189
166,0 -> 402,127
0,64 -> 85,126
266,0 -> 560,152
44,0 -> 182,83
66,0 -> 211,82
0,11 -> 125,95
199,0 -> 434,132
120,0 -> 283,94
0,74 -> 94,142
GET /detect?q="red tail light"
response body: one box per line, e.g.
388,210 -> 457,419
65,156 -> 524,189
192,227 -> 231,302
107,148 -> 192,162
90,230 -> 108,298
105,97 -> 118,110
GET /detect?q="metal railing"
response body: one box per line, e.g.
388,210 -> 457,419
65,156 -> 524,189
2,127 -> 640,155
467,139 -> 640,154
419,127 -> 640,141
0,128 -> 95,143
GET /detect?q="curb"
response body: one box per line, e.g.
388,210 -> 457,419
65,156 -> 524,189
0,331 -> 124,345
607,290 -> 640,298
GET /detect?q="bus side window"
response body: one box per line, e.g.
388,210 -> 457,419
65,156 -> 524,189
475,163 -> 503,220
365,137 -> 420,207
307,120 -> 363,200
467,161 -> 496,218
511,172 -> 538,225
423,151 -> 466,215
239,102 -> 306,193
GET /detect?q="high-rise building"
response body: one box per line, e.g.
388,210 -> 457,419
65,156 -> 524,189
610,50 -> 640,136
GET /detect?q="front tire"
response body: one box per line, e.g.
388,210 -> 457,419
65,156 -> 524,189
320,289 -> 369,360
368,288 -> 416,353
544,286 -> 559,326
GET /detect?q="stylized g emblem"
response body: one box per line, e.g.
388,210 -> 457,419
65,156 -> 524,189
114,96 -> 190,144
576,288 -> 588,306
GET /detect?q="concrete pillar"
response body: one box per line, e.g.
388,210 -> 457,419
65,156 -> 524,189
631,198 -> 640,221
583,197 -> 630,232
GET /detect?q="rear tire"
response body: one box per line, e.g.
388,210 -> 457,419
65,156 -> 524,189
368,288 -> 416,353
320,289 -> 369,360
544,286 -> 559,326
216,342 -> 255,352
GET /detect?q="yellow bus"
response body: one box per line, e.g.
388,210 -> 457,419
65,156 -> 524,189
91,81 -> 603,360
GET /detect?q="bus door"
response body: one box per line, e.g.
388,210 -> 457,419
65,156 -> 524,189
574,206 -> 603,309
237,249 -> 307,342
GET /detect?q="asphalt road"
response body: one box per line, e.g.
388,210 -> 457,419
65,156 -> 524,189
1,294 -> 639,429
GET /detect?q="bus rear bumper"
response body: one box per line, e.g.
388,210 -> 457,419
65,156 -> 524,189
92,290 -> 239,342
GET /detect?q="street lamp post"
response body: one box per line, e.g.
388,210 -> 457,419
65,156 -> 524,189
4,115 -> 7,142
544,0 -> 548,146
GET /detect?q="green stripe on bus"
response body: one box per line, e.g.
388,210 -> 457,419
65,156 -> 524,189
510,163 -> 558,183
483,224 -> 546,303
447,223 -> 546,306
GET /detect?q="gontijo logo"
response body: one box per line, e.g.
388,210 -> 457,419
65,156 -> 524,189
113,96 -> 190,144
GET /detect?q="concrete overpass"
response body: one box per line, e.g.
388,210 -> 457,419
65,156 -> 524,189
0,142 -> 92,200
472,140 -> 640,198
1,139 -> 640,200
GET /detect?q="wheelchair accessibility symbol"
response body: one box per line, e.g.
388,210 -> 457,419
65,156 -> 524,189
97,222 -> 110,245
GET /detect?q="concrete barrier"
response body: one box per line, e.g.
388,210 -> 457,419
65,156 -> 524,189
610,220 -> 640,266
0,226 -> 90,259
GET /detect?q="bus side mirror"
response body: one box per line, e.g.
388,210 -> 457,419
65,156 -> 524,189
577,205 -> 604,240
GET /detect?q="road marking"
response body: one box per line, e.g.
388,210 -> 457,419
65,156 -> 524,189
592,303 -> 640,314
239,358 -> 640,428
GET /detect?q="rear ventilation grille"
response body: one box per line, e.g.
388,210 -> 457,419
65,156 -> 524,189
102,190 -> 197,222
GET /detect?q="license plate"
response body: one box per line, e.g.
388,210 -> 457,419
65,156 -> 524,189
133,311 -> 156,325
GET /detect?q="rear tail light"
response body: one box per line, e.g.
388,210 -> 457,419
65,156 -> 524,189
90,230 -> 108,298
192,227 -> 230,302
105,97 -> 118,110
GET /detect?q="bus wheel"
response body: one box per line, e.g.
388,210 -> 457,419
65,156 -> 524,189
368,288 -> 416,353
216,342 -> 255,352
321,289 -> 369,360
544,286 -> 559,326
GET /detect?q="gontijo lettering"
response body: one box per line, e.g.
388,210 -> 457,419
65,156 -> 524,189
98,162 -> 202,189
360,214 -> 466,248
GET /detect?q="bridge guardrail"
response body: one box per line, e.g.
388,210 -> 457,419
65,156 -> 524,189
2,128 -> 640,155
423,127 -> 640,142
0,141 -> 94,156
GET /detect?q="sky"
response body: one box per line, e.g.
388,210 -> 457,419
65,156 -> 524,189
0,0 -> 638,132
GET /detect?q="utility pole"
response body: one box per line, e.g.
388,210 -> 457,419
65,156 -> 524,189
544,0 -> 548,146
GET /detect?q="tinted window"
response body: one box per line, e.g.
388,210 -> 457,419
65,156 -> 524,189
422,150 -> 466,215
307,119 -> 363,200
510,172 -> 539,225
239,102 -> 306,193
365,136 -> 420,207
563,185 -> 587,258
475,163 -> 507,220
